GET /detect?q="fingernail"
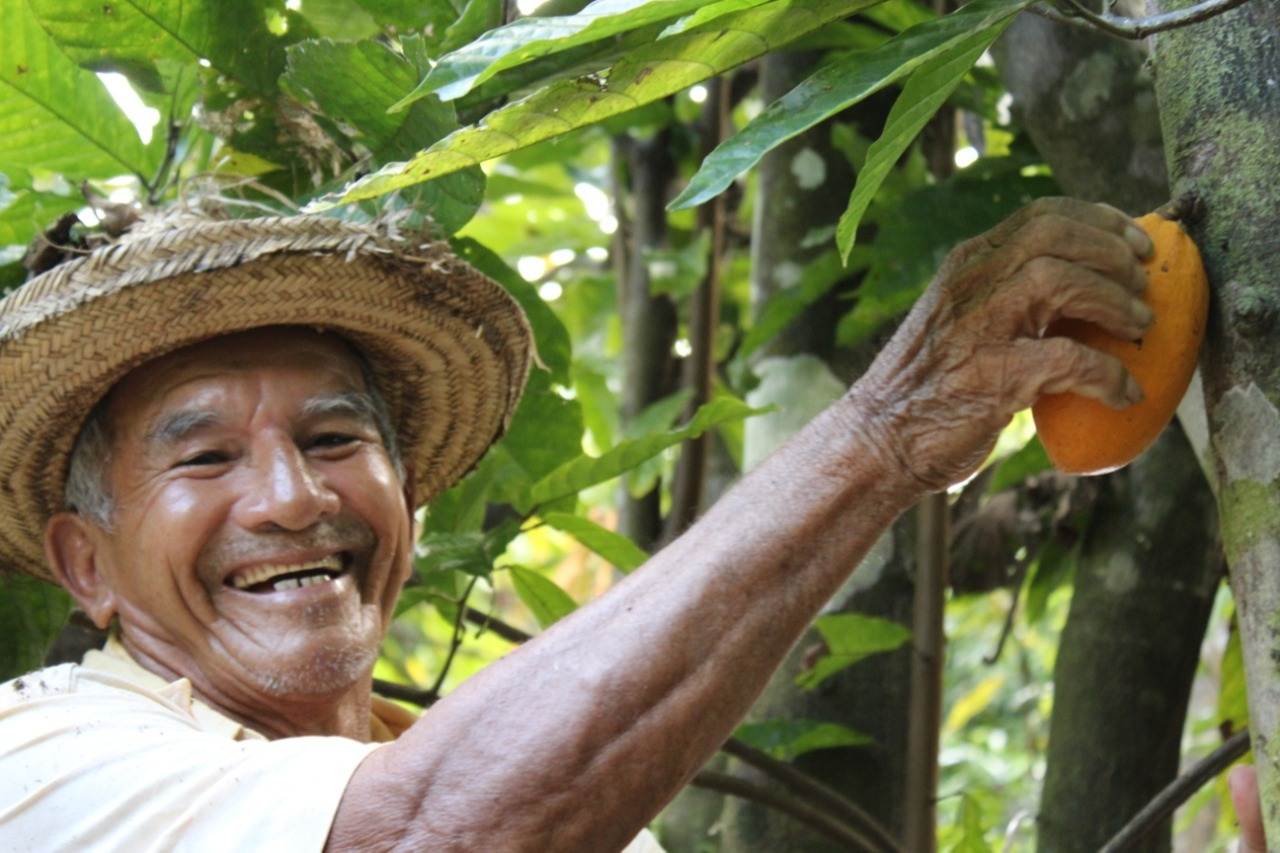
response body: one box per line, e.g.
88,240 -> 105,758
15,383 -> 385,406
1133,299 -> 1155,327
1126,222 -> 1154,257
1126,375 -> 1145,404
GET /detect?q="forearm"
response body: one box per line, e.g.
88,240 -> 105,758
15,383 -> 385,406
330,386 -> 922,851
330,198 -> 1155,852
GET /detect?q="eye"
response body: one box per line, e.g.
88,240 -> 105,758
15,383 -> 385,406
309,433 -> 360,451
177,450 -> 229,468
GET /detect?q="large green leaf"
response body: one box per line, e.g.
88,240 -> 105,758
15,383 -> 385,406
835,7 -> 1027,258
0,0 -> 161,183
796,612 -> 912,690
0,573 -> 73,682
542,511 -> 648,573
668,0 -> 1028,212
283,38 -> 485,232
412,0 -> 776,105
308,0 -> 869,210
524,397 -> 768,509
29,0 -> 284,97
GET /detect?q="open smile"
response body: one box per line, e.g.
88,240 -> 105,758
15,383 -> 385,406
227,553 -> 349,593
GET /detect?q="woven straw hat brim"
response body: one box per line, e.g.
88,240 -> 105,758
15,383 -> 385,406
0,215 -> 532,582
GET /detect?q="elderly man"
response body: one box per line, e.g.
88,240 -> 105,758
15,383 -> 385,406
0,199 -> 1156,851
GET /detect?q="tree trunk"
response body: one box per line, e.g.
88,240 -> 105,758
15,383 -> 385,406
712,51 -> 914,852
613,130 -> 679,552
995,16 -> 1224,851
992,8 -> 1166,212
1144,0 -> 1280,838
1037,428 -> 1223,852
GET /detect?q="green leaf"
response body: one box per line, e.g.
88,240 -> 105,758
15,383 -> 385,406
0,573 -> 73,681
733,718 -> 872,761
1219,608 -> 1249,735
947,794 -> 993,853
741,248 -> 865,359
835,2 -> 1028,259
0,187 -> 83,247
1023,532 -> 1081,625
442,0 -> 508,55
525,397 -> 769,509
543,511 -> 648,573
291,0 -> 381,41
309,0 -> 867,209
944,674 -> 1005,734
29,0 -> 285,98
836,159 -> 1055,347
669,0 -> 1025,212
509,565 -> 578,629
351,0 -> 466,36
0,0 -> 162,183
415,518 -> 521,580
284,38 -> 485,232
450,237 -> 573,384
485,369 -> 587,512
987,435 -> 1052,494
796,612 -> 912,690
414,0 -> 771,105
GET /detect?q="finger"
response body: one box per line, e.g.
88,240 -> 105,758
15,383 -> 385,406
993,197 -> 1154,261
1015,257 -> 1154,341
1010,336 -> 1142,410
995,213 -> 1150,296
1230,765 -> 1266,853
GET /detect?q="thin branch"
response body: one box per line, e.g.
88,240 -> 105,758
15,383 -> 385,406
1100,728 -> 1252,852
690,769 -> 883,852
462,604 -> 533,644
373,678 -> 438,708
721,738 -> 905,853
428,576 -> 478,698
1030,0 -> 1255,39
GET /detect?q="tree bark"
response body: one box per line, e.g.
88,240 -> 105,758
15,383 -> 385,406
993,6 -> 1167,213
993,19 -> 1231,851
613,130 -> 679,552
708,51 -> 913,853
1144,0 -> 1280,839
1037,427 -> 1223,852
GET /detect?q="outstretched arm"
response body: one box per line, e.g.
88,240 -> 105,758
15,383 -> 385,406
328,198 -> 1155,852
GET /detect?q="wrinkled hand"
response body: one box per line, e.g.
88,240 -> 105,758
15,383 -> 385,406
855,197 -> 1155,493
1231,765 -> 1267,853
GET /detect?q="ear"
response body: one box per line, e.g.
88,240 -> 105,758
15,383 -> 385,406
44,512 -> 117,630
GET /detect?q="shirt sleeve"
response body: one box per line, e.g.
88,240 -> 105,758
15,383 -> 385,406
0,665 -> 382,853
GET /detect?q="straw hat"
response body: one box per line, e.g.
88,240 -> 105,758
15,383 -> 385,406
0,214 -> 533,582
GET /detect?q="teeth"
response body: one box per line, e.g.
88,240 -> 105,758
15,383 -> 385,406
231,555 -> 343,591
271,574 -> 333,592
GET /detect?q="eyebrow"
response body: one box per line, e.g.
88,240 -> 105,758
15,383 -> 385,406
144,410 -> 224,450
141,392 -> 380,453
299,391 -> 381,427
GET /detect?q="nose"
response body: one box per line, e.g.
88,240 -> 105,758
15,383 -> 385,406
235,442 -> 339,531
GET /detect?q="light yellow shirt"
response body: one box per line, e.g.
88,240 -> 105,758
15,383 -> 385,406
0,639 -> 665,852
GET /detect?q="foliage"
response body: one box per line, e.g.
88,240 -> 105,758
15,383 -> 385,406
0,0 -> 1242,850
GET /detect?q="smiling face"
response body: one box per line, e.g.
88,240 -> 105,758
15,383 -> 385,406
45,327 -> 415,722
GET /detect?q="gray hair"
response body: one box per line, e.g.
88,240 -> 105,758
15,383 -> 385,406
63,348 -> 405,528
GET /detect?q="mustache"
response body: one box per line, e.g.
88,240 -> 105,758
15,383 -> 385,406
199,515 -> 377,579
